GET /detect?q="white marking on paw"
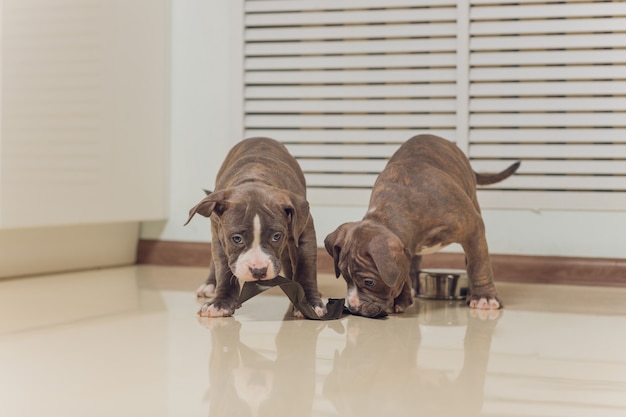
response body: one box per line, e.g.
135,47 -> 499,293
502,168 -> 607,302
314,306 -> 326,318
198,303 -> 232,317
292,307 -> 305,319
195,283 -> 216,298
470,297 -> 500,310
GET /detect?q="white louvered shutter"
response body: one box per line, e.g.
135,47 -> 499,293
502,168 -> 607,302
469,0 -> 626,210
244,0 -> 626,211
244,0 -> 460,206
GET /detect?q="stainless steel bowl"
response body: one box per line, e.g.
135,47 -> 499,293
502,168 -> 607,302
416,268 -> 468,300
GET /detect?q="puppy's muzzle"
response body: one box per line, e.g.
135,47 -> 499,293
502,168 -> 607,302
350,302 -> 387,319
250,267 -> 268,280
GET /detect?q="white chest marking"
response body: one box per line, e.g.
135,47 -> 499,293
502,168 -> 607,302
416,242 -> 447,255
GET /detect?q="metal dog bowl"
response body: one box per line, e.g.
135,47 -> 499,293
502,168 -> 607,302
416,268 -> 468,300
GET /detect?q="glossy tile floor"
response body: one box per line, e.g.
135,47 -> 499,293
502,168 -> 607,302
1,265 -> 625,417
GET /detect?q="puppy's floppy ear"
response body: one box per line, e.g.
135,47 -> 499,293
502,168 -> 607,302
184,189 -> 230,226
367,234 -> 408,288
324,223 -> 352,278
279,191 -> 310,247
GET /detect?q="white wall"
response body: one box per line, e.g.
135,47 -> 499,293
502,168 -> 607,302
142,0 -> 626,259
0,0 -> 169,278
1,0 -> 169,227
141,0 -> 243,243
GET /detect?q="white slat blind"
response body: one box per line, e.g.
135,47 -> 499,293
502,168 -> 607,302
244,0 -> 626,210
244,0 -> 459,205
469,0 -> 626,210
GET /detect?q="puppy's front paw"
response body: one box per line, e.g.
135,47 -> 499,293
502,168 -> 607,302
468,296 -> 502,310
393,293 -> 414,314
394,304 -> 406,314
307,293 -> 328,318
198,299 -> 236,317
292,306 -> 305,319
291,303 -> 327,319
195,283 -> 216,298
314,304 -> 327,318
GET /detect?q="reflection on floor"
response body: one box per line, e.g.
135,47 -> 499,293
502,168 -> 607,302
1,265 -> 625,417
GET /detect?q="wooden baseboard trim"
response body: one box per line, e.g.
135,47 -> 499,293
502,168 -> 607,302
416,252 -> 626,287
136,239 -> 626,287
136,239 -> 211,267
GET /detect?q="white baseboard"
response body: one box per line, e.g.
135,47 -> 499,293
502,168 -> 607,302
0,222 -> 139,279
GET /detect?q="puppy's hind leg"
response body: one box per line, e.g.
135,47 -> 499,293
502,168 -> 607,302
196,263 -> 217,298
462,218 -> 502,310
409,255 -> 422,298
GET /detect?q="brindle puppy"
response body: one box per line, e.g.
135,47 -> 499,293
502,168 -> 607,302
186,137 -> 325,318
325,134 -> 520,317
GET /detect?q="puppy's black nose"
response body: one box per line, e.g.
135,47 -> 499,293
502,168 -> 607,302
250,267 -> 267,280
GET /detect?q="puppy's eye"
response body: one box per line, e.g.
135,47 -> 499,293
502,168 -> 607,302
231,234 -> 243,245
271,232 -> 282,242
363,279 -> 376,287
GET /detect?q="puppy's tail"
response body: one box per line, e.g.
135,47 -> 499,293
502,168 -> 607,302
475,161 -> 521,185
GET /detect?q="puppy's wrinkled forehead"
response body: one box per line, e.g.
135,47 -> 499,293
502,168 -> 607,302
341,226 -> 398,278
340,237 -> 377,275
220,188 -> 288,229
344,226 -> 378,257
343,251 -> 378,280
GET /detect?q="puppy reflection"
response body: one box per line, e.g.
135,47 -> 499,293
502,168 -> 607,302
324,303 -> 501,417
202,313 -> 322,417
